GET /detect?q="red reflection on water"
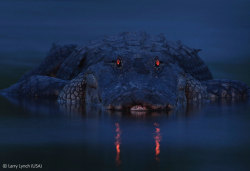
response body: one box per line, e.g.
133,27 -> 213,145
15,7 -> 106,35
154,122 -> 161,161
115,123 -> 121,165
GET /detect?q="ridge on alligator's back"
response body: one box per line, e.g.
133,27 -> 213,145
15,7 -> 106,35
1,32 -> 249,112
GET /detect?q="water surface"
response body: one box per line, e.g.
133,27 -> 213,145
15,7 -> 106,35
0,97 -> 249,170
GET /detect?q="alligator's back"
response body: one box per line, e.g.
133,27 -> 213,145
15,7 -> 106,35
19,32 -> 213,82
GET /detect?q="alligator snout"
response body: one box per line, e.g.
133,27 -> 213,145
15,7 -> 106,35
105,89 -> 175,111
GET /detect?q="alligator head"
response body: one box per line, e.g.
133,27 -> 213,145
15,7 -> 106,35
58,49 -> 188,112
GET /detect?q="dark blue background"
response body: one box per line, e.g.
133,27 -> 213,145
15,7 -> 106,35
0,0 -> 250,62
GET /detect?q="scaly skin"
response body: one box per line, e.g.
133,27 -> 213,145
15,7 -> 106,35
1,32 -> 249,112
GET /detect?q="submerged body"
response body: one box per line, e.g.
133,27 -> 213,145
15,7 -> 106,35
1,32 -> 249,112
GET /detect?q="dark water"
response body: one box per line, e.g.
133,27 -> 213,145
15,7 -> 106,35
0,96 -> 249,171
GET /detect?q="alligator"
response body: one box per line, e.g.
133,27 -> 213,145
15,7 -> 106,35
1,32 -> 249,112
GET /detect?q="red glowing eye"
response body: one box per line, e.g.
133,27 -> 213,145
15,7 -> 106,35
117,59 -> 120,65
116,59 -> 121,67
155,59 -> 160,67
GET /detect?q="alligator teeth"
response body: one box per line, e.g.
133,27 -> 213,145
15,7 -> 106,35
130,105 -> 147,111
